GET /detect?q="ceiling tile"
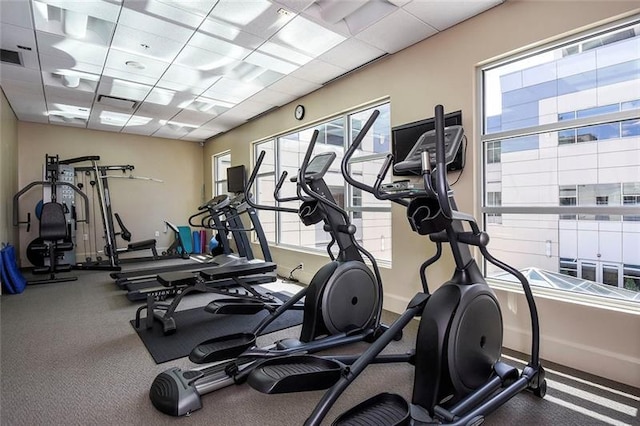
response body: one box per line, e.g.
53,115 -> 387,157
15,112 -> 50,123
155,0 -> 219,17
289,59 -> 348,84
317,37 -> 386,70
144,88 -> 195,108
122,119 -> 164,136
207,0 -> 294,39
111,24 -> 185,62
42,69 -> 100,93
104,49 -> 170,80
181,127 -> 223,140
32,1 -> 116,45
245,88 -> 297,107
158,64 -> 223,92
0,65 -> 42,85
188,31 -> 252,60
243,50 -> 300,75
45,85 -> 95,109
172,109 -> 220,126
403,0 -> 503,31
48,115 -> 88,127
135,102 -> 182,121
153,125 -> 191,139
271,15 -> 345,58
1,24 -> 39,69
2,83 -> 47,117
267,75 -> 321,97
34,0 -> 122,23
36,31 -> 109,66
301,0 -> 397,37
198,17 -> 266,50
39,52 -> 104,75
1,0 -> 33,28
271,0 -> 316,13
87,106 -> 131,131
355,9 -> 438,54
203,77 -> 263,104
101,67 -> 159,86
174,45 -> 238,73
206,113 -> 247,129
119,1 -> 202,43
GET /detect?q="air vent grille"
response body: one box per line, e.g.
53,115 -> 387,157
97,94 -> 139,110
1,49 -> 22,65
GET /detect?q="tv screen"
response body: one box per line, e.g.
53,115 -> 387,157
392,110 -> 463,176
226,165 -> 246,194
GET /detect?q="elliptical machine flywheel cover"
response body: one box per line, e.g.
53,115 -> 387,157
406,197 -> 450,235
299,200 -> 323,226
448,284 -> 503,394
321,261 -> 378,335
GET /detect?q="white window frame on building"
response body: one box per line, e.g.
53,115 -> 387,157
252,102 -> 393,264
212,151 -> 231,196
478,18 -> 640,305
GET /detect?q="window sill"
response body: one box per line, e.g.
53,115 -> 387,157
487,277 -> 640,316
272,243 -> 392,270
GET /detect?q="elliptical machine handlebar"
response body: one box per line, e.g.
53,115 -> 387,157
297,131 -> 351,226
245,150 -> 299,214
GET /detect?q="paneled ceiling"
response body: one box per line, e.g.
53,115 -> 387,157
0,0 -> 502,142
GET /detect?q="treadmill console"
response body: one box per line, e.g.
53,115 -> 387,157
394,125 -> 464,173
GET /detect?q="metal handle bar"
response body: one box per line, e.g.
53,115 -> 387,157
245,151 -> 298,214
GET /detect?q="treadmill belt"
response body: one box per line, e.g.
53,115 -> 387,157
130,293 -> 303,364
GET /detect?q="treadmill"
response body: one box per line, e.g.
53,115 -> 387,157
125,191 -> 276,302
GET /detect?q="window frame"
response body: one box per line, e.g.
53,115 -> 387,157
212,150 -> 231,197
477,17 -> 640,309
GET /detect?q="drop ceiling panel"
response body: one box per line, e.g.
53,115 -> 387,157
135,102 -> 182,121
355,9 -> 438,54
117,4 -> 199,44
172,109 -> 220,126
110,25 -> 185,62
15,112 -> 49,123
42,70 -> 99,93
153,126 -> 190,139
104,49 -> 170,80
32,2 -> 116,45
2,85 -> 47,117
101,67 -> 159,86
206,113 -> 247,129
245,88 -> 297,107
1,24 -> 39,69
317,38 -> 386,70
48,115 -> 88,128
144,88 -> 195,108
272,15 -> 345,58
35,0 -> 122,23
0,65 -> 42,85
0,0 -> 33,29
208,0 -> 293,39
44,85 -> 95,109
173,45 -> 239,73
159,64 -> 223,92
181,127 -> 223,140
403,0 -> 502,31
203,77 -> 263,104
290,59 -> 348,84
198,17 -> 266,50
267,75 -> 322,97
88,106 -> 131,131
36,31 -> 109,66
187,31 -> 253,60
39,52 -> 104,75
121,120 -> 164,136
155,0 -> 220,17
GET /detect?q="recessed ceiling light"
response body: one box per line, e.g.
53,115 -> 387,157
125,60 -> 145,70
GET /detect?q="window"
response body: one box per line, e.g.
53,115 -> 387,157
486,141 -> 501,163
481,20 -> 640,303
253,103 -> 393,263
212,151 -> 230,196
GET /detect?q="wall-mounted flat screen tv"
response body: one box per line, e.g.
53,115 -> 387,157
226,165 -> 246,194
391,110 -> 464,176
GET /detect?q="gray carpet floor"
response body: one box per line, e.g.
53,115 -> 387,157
1,262 -> 639,425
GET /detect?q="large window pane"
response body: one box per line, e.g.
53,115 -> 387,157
482,20 -> 640,303
252,103 -> 393,263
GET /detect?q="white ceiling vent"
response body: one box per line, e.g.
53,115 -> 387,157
97,94 -> 139,110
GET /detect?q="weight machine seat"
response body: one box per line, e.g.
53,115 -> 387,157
40,202 -> 68,241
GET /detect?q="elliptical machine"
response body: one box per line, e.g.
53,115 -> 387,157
245,105 -> 546,425
149,120 -> 389,417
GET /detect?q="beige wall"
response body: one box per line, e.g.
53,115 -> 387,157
16,123 -> 204,265
0,89 -> 19,247
204,1 -> 640,387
